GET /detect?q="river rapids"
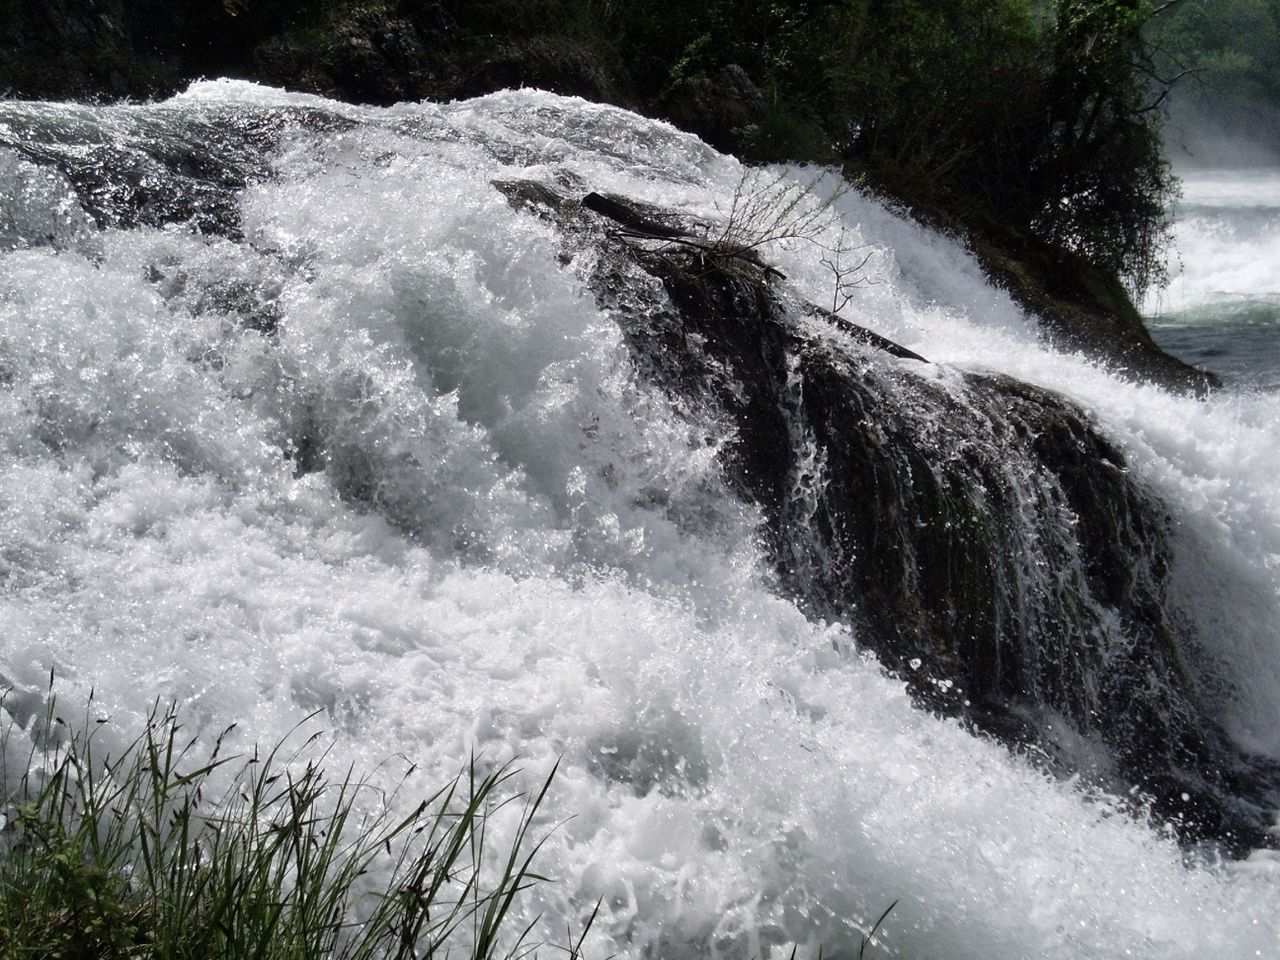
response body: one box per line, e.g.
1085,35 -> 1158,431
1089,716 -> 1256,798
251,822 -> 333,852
1,82 -> 1279,959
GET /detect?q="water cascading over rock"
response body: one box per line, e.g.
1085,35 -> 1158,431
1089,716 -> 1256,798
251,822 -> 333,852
492,180 -> 1279,849
4,84 -> 1280,959
4,90 -> 1275,850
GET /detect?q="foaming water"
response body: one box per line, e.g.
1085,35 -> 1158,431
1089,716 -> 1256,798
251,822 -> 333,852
1,82 -> 1279,959
1143,169 -> 1280,389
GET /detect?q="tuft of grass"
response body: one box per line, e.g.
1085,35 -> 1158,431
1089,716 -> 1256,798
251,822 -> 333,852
0,697 -> 583,960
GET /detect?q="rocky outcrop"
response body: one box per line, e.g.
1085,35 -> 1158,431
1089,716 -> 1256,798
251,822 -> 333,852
963,224 -> 1216,394
499,179 -> 1278,852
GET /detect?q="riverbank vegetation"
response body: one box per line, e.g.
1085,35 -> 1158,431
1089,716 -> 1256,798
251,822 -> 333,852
0,0 -> 1186,297
0,701 -> 575,959
0,700 -> 903,958
447,0 -> 1181,298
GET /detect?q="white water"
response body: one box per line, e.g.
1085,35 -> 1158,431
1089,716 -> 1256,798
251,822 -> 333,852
1,81 -> 1279,958
1146,169 -> 1280,320
1144,169 -> 1280,389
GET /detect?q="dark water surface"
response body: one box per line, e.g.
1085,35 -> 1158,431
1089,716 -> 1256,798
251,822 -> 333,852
1150,306 -> 1280,392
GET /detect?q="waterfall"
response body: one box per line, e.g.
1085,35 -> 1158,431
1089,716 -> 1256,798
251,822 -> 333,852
2,81 -> 1279,959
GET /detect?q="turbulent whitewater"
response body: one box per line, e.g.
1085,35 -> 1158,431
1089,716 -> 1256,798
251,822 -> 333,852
2,82 -> 1280,959
1146,169 -> 1280,390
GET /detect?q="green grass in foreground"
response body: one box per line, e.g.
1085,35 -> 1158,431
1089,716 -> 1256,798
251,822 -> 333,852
0,700 -> 588,960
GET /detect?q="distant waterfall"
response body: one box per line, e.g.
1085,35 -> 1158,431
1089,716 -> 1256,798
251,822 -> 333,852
1146,169 -> 1280,390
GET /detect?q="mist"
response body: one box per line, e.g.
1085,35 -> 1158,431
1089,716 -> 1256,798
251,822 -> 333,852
1165,91 -> 1280,169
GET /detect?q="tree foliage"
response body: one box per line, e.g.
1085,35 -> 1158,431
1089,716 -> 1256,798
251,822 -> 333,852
1029,0 -> 1177,293
1149,0 -> 1280,105
2,0 -> 1187,295
573,0 -> 1177,295
460,0 -> 1176,294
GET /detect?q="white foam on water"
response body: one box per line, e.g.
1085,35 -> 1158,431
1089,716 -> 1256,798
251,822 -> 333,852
1177,170 -> 1280,211
1144,170 -> 1280,319
1,81 -> 1279,958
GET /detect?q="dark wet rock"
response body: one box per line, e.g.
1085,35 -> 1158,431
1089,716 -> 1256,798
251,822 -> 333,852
0,104 -> 355,238
976,231 -> 1217,396
582,192 -> 690,240
492,177 -> 585,220
638,246 -> 1272,850
498,176 -> 1279,852
799,301 -> 927,363
10,137 -> 257,238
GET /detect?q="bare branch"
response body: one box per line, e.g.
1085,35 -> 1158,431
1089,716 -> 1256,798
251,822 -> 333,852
1147,0 -> 1190,20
